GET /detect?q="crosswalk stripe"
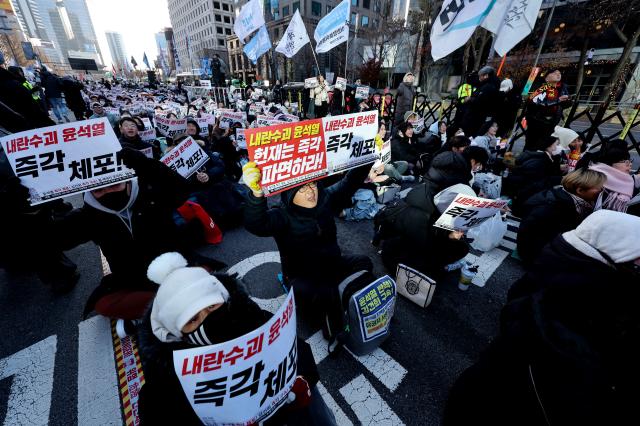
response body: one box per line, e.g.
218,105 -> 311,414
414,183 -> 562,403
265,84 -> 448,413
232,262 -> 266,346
77,316 -> 122,426
345,347 -> 407,392
317,382 -> 354,426
339,375 -> 405,426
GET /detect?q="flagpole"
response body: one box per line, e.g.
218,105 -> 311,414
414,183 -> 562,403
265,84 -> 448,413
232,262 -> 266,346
344,25 -> 349,80
311,46 -> 321,76
532,0 -> 558,70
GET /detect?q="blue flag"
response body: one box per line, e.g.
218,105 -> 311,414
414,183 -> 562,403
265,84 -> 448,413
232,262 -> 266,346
143,52 -> 151,69
243,25 -> 272,64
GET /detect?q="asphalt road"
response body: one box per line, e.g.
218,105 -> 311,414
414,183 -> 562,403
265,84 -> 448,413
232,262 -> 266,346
0,188 -> 525,426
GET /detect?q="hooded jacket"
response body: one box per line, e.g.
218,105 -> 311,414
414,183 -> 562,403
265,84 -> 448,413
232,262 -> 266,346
244,166 -> 369,280
517,186 -> 585,265
51,150 -> 191,291
394,81 -> 415,122
503,151 -> 562,213
137,274 -> 319,425
445,212 -> 640,426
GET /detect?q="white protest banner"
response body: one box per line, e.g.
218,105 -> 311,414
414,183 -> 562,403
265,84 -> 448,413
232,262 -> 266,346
173,291 -> 297,426
255,115 -> 285,127
324,110 -> 379,174
195,117 -> 211,138
279,114 -> 300,123
139,128 -> 156,142
249,103 -> 263,115
199,79 -> 212,88
0,118 -> 135,205
352,276 -> 396,342
304,77 -> 319,89
233,0 -> 266,41
335,77 -> 347,91
219,111 -> 247,129
235,128 -> 247,149
430,0 -> 496,61
434,194 -> 508,231
200,113 -> 216,125
275,9 -> 310,58
355,86 -> 370,99
314,0 -> 350,53
160,137 -> 209,178
141,117 -> 153,130
375,137 -> 391,166
104,107 -> 121,118
155,116 -> 187,138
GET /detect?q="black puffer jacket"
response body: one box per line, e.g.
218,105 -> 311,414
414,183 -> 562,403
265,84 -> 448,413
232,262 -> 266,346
424,151 -> 472,191
137,274 -> 319,425
119,135 -> 161,159
445,236 -> 640,425
517,186 -> 584,265
244,166 -> 369,280
390,132 -> 420,164
503,151 -> 562,214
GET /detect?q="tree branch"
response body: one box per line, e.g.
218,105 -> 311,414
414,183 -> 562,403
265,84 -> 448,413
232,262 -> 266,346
613,24 -> 628,44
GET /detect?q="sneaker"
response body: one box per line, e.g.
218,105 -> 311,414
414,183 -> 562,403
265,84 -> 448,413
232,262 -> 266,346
115,319 -> 138,339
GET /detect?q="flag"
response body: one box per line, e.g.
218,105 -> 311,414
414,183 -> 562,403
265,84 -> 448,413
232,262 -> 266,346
143,52 -> 151,69
233,0 -> 265,41
111,64 -> 117,76
275,9 -> 310,58
131,56 -> 138,68
172,35 -> 181,69
430,0 -> 496,61
481,0 -> 544,57
243,25 -> 272,64
314,0 -> 350,53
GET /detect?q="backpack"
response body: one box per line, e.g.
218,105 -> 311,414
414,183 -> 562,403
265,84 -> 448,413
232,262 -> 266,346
325,271 -> 396,356
372,198 -> 409,246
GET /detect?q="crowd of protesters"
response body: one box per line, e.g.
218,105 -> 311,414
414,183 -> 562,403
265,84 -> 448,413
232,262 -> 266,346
1,50 -> 639,424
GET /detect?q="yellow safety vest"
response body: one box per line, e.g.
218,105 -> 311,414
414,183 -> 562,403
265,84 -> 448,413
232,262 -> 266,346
22,81 -> 40,101
457,83 -> 474,99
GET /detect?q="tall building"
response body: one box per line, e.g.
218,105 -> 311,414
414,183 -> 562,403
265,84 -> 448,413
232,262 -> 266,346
10,0 -> 103,70
105,31 -> 129,72
166,0 -> 236,72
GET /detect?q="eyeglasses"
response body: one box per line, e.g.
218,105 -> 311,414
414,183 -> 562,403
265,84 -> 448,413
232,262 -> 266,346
298,182 -> 317,194
615,160 -> 632,166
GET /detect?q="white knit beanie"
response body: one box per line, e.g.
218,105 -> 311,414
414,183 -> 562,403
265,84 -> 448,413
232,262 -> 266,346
148,252 -> 230,343
562,210 -> 640,265
551,126 -> 579,149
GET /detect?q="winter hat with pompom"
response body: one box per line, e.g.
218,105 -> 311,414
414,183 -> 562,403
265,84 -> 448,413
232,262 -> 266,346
148,252 -> 229,343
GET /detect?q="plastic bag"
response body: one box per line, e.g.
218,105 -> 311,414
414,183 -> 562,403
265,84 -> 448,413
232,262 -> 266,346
467,213 -> 507,252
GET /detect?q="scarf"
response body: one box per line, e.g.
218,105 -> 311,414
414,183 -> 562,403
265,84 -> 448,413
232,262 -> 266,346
589,163 -> 634,212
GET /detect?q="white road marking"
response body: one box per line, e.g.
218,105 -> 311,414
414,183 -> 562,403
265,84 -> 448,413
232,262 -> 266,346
504,230 -> 518,240
77,316 -> 122,426
465,248 -> 510,288
227,251 -> 281,278
345,348 -> 407,392
500,239 -> 517,251
317,382 -> 353,426
0,335 -> 57,426
252,294 -> 287,314
306,330 -> 330,364
340,375 -> 405,426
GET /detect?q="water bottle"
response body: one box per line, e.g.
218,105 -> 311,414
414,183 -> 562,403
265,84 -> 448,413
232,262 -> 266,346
458,264 -> 477,291
444,259 -> 467,272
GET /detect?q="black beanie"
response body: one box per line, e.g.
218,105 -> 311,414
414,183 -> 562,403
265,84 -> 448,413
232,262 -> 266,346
599,148 -> 630,166
539,136 -> 557,150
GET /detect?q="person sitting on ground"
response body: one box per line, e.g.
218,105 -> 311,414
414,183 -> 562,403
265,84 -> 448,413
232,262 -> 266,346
242,162 -> 372,325
34,149 -> 223,333
373,122 -> 415,184
118,117 -> 161,159
423,121 -> 448,155
137,252 -> 332,425
551,126 -> 584,173
471,121 -> 499,155
503,135 -> 564,215
445,210 -> 640,426
517,168 -> 606,266
391,121 -> 429,176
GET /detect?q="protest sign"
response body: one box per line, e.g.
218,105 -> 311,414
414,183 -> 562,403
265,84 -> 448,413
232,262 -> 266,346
199,80 -> 212,88
355,86 -> 370,99
155,115 -> 187,138
195,117 -> 211,138
413,118 -> 425,134
141,117 -> 153,131
246,119 -> 328,195
256,115 -> 285,127
279,114 -> 299,123
173,291 -> 297,426
335,77 -> 347,91
160,137 -> 209,178
235,129 -> 247,149
0,118 -> 135,205
219,111 -> 247,129
374,137 -> 391,166
139,128 -> 156,143
249,103 -> 263,115
139,146 -> 154,158
352,276 -> 396,342
434,194 -> 508,232
304,77 -> 319,89
104,107 -> 121,118
324,110 -> 379,174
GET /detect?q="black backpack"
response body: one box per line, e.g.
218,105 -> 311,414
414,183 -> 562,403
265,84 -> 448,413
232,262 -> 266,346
372,198 -> 409,246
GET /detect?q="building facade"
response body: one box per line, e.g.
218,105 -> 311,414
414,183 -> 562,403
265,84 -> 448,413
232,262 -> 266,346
105,31 -> 129,72
10,0 -> 102,70
167,0 -> 236,73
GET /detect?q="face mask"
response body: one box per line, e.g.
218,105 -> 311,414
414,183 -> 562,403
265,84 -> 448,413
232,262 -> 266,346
441,134 -> 447,144
184,303 -> 232,346
98,189 -> 130,211
551,145 -> 563,156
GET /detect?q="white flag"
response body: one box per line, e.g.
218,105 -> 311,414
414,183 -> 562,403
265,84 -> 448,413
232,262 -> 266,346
314,0 -> 350,54
481,0 -> 544,57
233,0 -> 265,41
430,0 -> 496,61
275,10 -> 310,58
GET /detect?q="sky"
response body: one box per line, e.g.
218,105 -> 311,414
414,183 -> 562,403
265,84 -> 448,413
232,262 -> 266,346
86,0 -> 171,69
